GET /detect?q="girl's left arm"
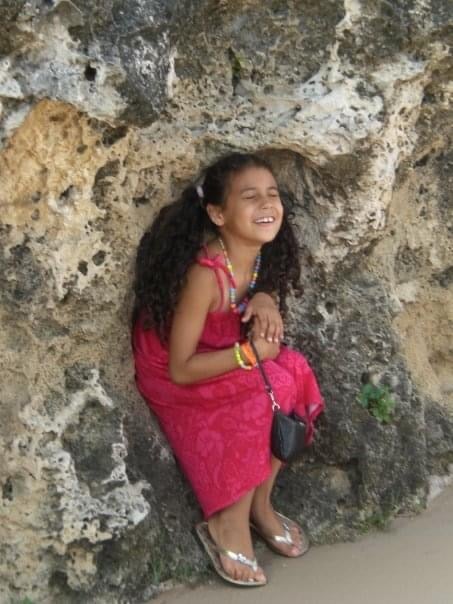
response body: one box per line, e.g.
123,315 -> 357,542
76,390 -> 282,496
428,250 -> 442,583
168,263 -> 249,384
241,291 -> 283,343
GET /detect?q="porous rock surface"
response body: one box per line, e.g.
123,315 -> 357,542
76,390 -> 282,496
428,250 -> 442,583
0,1 -> 452,602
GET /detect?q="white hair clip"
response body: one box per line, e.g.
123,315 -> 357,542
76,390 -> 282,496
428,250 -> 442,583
196,184 -> 204,199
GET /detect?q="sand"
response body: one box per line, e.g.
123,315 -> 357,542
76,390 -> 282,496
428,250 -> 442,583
152,484 -> 453,604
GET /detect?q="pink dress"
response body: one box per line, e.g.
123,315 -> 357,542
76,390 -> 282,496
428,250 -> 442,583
132,248 -> 325,519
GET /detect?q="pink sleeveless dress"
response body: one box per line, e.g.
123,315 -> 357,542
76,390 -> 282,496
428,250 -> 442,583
132,247 -> 325,519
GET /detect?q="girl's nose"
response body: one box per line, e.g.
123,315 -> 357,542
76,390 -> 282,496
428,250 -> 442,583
260,196 -> 273,207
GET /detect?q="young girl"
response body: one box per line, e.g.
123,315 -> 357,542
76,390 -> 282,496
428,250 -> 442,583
132,152 -> 325,587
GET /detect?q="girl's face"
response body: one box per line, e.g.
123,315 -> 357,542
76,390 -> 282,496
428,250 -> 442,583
208,166 -> 284,245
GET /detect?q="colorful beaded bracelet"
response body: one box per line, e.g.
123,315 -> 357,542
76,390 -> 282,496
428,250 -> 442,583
234,342 -> 253,370
240,341 -> 257,367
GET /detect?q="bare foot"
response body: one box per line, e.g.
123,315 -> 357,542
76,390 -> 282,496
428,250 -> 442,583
250,502 -> 306,557
208,513 -> 266,583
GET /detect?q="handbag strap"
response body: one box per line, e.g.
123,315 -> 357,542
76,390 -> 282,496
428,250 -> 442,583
249,339 -> 281,412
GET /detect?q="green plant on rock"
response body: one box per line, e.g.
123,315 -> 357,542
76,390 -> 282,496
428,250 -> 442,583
358,509 -> 393,534
358,382 -> 395,423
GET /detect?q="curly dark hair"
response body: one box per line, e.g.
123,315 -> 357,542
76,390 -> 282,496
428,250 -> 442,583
133,152 -> 302,340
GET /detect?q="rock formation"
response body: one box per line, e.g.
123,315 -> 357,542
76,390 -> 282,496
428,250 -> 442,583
0,1 -> 452,602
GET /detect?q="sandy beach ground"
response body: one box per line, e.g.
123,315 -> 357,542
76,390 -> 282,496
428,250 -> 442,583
153,484 -> 453,604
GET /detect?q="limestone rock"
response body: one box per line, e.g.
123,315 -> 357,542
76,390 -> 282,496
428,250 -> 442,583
0,0 -> 452,602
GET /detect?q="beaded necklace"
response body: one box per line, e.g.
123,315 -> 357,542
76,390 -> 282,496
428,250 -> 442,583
218,237 -> 261,314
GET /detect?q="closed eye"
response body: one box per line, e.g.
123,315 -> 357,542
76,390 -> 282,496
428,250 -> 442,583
243,192 -> 279,197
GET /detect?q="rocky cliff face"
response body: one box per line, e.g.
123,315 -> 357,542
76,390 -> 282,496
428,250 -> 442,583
0,1 -> 452,602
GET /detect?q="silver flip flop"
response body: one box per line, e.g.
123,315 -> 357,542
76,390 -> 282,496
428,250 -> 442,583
251,511 -> 310,557
195,522 -> 267,587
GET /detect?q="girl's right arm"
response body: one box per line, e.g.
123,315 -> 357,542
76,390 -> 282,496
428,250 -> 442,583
168,264 -> 278,385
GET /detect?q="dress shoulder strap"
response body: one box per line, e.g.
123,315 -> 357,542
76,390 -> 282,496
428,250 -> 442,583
196,245 -> 233,311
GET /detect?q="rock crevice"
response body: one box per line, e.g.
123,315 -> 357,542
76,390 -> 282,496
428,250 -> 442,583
0,1 -> 452,602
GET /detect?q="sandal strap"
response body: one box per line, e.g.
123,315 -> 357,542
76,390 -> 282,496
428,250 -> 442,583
216,547 -> 259,572
256,513 -> 301,547
270,520 -> 294,546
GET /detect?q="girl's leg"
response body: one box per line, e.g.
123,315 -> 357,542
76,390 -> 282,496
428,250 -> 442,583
208,488 -> 266,583
250,455 -> 303,556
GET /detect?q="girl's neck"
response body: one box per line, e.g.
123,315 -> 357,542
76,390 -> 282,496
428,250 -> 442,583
215,234 -> 260,278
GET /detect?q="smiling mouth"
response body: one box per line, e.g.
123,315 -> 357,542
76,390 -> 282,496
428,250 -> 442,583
254,216 -> 276,224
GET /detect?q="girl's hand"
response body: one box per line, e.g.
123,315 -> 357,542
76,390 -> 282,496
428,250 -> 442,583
250,332 -> 280,361
241,292 -> 283,344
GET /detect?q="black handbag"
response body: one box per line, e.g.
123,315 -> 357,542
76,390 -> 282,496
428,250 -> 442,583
250,340 -> 307,463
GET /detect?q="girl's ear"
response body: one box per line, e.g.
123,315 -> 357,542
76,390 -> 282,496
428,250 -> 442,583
206,203 -> 225,226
